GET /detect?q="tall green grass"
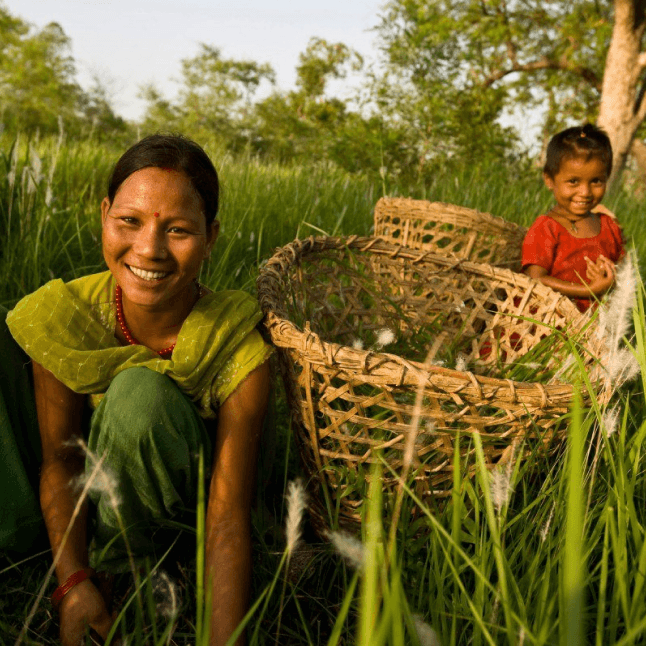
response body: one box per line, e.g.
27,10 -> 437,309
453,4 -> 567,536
2,134 -> 646,645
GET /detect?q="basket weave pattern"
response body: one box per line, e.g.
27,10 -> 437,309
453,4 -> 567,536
258,236 -> 605,529
374,197 -> 528,270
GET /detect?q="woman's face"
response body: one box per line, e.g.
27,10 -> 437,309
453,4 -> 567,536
101,166 -> 218,312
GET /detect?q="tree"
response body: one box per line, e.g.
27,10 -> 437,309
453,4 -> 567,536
139,44 -> 275,142
0,14 -> 81,133
0,4 -> 127,137
375,0 -> 646,185
250,38 -> 368,164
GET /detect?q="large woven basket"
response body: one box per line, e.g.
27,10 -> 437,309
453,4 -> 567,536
257,236 -> 607,530
374,197 -> 528,270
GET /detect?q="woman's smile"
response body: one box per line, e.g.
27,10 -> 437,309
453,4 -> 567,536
126,264 -> 171,282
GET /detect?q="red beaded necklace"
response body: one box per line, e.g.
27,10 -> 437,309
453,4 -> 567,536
115,284 -> 175,357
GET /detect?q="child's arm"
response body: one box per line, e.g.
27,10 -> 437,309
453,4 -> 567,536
524,256 -> 615,298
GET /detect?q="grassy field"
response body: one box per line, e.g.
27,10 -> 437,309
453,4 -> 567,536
2,134 -> 646,645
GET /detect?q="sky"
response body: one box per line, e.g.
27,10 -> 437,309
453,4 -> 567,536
11,0 -> 385,121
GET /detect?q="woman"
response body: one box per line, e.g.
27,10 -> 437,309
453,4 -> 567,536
3,134 -> 272,645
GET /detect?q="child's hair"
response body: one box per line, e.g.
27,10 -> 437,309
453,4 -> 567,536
543,123 -> 613,179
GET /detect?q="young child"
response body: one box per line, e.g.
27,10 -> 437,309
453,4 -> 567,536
522,123 -> 624,312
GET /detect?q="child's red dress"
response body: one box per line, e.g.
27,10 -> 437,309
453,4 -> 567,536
521,213 -> 624,311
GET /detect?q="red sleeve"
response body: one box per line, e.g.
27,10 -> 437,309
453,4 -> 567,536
522,216 -> 557,272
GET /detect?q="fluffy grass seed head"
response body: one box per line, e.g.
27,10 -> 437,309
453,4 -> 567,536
602,403 -> 621,438
455,353 -> 468,372
352,338 -> 364,350
490,459 -> 514,515
412,615 -> 441,646
596,253 -> 641,388
539,504 -> 555,543
68,437 -> 121,508
374,327 -> 396,349
153,570 -> 179,619
326,530 -> 364,569
285,479 -> 307,554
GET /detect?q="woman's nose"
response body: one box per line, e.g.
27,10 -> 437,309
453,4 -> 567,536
134,224 -> 168,259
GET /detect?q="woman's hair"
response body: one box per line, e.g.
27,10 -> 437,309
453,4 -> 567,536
107,134 -> 220,225
543,123 -> 613,179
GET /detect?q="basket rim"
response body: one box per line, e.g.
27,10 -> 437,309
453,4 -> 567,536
257,235 -> 604,403
374,196 -> 528,235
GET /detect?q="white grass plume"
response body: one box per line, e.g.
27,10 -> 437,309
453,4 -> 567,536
352,338 -> 364,350
490,459 -> 514,516
285,479 -> 307,554
69,437 -> 121,508
153,570 -> 179,620
602,404 -> 621,439
455,354 -> 468,372
326,530 -> 364,569
412,615 -> 441,646
374,327 -> 395,349
540,504 -> 555,543
607,348 -> 641,387
599,253 -> 637,349
597,253 -> 640,389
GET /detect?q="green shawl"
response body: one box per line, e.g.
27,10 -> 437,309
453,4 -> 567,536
6,271 -> 272,418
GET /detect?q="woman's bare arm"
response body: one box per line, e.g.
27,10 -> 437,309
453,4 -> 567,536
32,362 -> 114,645
205,360 -> 271,646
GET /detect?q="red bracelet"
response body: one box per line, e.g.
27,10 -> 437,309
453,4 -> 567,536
51,568 -> 95,610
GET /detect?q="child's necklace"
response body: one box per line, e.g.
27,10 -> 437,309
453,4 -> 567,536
549,206 -> 587,233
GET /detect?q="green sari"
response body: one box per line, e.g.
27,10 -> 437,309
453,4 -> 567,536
2,272 -> 272,562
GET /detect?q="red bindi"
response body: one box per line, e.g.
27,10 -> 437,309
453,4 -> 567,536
153,212 -> 160,217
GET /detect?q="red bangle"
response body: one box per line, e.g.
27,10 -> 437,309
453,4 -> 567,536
51,568 -> 95,610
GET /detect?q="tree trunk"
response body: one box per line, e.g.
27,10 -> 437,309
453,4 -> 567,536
597,0 -> 646,188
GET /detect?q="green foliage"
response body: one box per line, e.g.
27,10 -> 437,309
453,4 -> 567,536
374,0 -> 613,145
0,3 -> 128,140
139,44 -> 275,146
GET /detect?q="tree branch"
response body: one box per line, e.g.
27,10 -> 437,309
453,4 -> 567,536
483,58 -> 601,90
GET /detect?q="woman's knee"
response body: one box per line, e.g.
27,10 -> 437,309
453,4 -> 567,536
92,367 -> 203,455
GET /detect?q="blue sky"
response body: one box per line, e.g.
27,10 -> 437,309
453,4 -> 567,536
11,0 -> 384,120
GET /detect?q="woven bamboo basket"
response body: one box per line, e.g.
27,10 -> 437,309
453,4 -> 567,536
257,236 -> 608,531
374,197 -> 528,270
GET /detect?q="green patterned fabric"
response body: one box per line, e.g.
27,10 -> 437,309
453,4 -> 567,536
7,271 -> 272,418
86,367 -> 210,571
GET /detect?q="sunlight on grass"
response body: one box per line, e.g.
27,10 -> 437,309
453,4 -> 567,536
2,133 -> 646,644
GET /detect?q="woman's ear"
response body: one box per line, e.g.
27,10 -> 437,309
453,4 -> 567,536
204,219 -> 220,258
100,197 -> 111,225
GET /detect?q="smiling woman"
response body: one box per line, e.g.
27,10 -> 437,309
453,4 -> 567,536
0,134 -> 272,646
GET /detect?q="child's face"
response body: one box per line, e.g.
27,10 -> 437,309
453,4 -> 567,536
543,155 -> 608,219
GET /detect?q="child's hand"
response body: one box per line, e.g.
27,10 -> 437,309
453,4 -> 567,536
584,255 -> 615,295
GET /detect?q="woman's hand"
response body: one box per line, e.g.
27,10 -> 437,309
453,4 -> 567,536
59,579 -> 115,646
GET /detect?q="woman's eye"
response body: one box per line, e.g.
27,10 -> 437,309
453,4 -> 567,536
168,227 -> 188,234
121,216 -> 138,225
